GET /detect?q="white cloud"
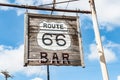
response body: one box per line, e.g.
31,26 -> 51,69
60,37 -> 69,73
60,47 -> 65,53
0,0 -> 12,10
48,0 -> 120,28
95,0 -> 120,30
1,0 -> 120,30
15,0 -> 35,5
0,44 -> 46,76
41,0 -> 51,5
16,9 -> 25,16
95,0 -> 120,23
0,0 -> 8,2
57,0 -> 120,30
0,45 -> 24,72
31,77 -> 43,80
16,9 -> 39,16
55,0 -> 89,10
88,40 -> 118,63
14,0 -> 41,16
99,23 -> 114,32
101,36 -> 106,42
45,0 -> 120,31
88,44 -> 99,60
22,66 -> 46,76
118,75 -> 120,80
104,47 -> 117,63
15,0 -> 42,5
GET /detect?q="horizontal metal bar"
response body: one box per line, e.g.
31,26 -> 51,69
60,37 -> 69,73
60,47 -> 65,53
0,3 -> 91,14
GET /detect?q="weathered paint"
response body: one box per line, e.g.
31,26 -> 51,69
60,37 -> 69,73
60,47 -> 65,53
24,13 -> 84,66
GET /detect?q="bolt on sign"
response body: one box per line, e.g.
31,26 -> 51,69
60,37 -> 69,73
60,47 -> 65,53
24,13 -> 84,67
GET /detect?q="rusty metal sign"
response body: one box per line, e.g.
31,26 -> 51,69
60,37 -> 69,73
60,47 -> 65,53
24,13 -> 84,66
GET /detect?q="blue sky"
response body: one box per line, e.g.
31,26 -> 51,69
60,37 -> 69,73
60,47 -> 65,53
0,0 -> 120,80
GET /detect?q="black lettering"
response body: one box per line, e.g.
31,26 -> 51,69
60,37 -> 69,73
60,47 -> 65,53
48,24 -> 51,28
62,53 -> 70,64
43,23 -> 47,28
56,24 -> 59,29
40,52 -> 48,63
52,53 -> 59,64
60,24 -> 64,29
52,24 -> 55,28
43,23 -> 64,30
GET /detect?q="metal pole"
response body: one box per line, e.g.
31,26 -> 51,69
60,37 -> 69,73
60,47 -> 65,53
5,76 -> 7,80
89,0 -> 109,80
1,71 -> 12,80
47,65 -> 50,80
0,3 -> 91,14
51,0 -> 56,15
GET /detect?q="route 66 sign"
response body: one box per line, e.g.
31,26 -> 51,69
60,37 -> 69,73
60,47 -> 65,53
24,13 -> 84,67
37,21 -> 71,50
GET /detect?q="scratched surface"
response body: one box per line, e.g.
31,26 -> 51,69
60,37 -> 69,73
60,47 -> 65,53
24,13 -> 84,66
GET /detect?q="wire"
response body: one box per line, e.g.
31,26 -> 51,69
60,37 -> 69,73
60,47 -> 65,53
63,0 -> 70,16
65,0 -> 70,10
51,0 -> 56,15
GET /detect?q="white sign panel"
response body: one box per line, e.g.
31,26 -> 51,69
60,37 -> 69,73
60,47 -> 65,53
37,21 -> 71,50
24,13 -> 84,66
